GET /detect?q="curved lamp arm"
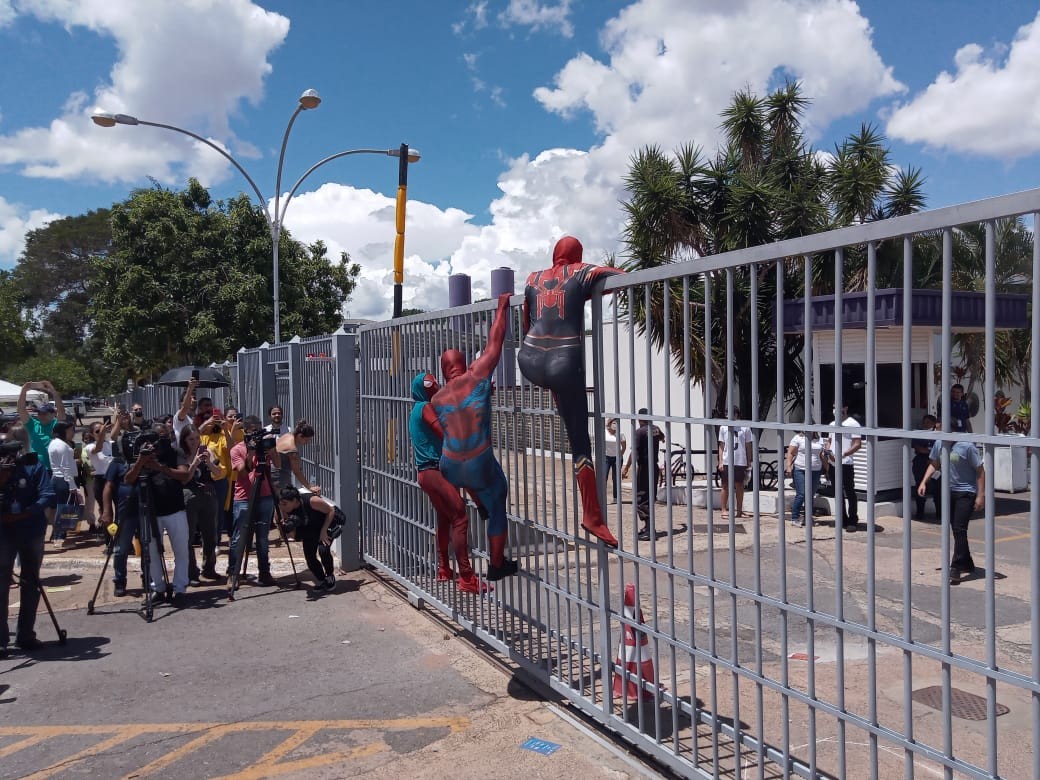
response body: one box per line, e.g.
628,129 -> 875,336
133,119 -> 273,228
280,149 -> 402,224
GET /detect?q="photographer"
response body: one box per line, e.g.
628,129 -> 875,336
124,423 -> 192,605
228,416 -> 277,586
275,419 -> 320,493
178,425 -> 225,584
0,423 -> 55,655
277,486 -> 335,593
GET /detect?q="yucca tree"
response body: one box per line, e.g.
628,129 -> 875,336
621,82 -> 926,420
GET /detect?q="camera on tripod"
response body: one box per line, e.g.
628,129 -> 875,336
244,429 -> 277,453
121,430 -> 165,464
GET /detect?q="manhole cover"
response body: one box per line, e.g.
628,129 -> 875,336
693,523 -> 746,535
911,686 -> 1010,720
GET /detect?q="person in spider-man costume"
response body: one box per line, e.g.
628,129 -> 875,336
518,235 -> 625,549
409,371 -> 490,594
431,293 -> 519,581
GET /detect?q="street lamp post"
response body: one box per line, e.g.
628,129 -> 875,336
93,91 -> 419,343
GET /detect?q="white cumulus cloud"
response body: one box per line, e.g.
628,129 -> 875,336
886,11 -> 1040,159
276,183 -> 481,320
0,198 -> 63,268
499,0 -> 574,37
0,0 -> 289,185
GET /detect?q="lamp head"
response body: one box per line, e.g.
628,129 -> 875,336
389,147 -> 421,163
92,112 -> 140,127
299,89 -> 321,110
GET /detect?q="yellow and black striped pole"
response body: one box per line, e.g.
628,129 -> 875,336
388,143 -> 410,461
392,141 -> 409,319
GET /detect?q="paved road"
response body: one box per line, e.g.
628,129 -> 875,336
2,567 -> 658,779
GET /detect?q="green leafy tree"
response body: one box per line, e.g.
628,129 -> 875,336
621,82 -> 926,420
0,270 -> 31,372
7,354 -> 93,396
13,209 -> 112,354
89,180 -> 360,381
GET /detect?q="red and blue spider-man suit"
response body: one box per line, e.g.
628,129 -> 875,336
518,235 -> 625,548
431,293 -> 519,581
409,372 -> 490,594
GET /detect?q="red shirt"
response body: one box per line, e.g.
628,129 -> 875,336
230,441 -> 272,502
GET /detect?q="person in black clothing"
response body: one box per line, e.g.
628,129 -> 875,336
124,423 -> 191,604
101,456 -> 138,598
177,425 -> 225,584
621,409 -> 664,541
0,423 -> 56,655
910,414 -> 941,519
277,486 -> 336,593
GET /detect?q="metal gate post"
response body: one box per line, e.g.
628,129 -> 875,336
285,337 -> 304,425
333,327 -> 361,571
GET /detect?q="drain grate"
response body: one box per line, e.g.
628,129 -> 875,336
911,686 -> 1010,720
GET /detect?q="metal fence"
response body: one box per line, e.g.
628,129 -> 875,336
358,187 -> 1040,779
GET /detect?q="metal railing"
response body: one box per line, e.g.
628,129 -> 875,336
357,187 -> 1040,778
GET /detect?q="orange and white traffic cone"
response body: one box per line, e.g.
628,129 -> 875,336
612,582 -> 657,701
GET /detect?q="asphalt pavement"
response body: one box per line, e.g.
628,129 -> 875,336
1,550 -> 662,779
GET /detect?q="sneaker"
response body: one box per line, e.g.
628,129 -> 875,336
322,575 -> 335,591
436,566 -> 454,582
486,559 -> 519,581
188,577 -> 202,588
0,646 -> 7,659
457,574 -> 491,594
257,572 -> 277,587
171,592 -> 187,608
51,538 -> 65,550
843,522 -> 858,532
15,635 -> 44,651
636,528 -> 653,542
114,583 -> 127,597
949,569 -> 963,585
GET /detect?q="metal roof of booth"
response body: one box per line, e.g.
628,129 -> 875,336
782,288 -> 1029,333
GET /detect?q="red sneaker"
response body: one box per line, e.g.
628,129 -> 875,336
436,566 -> 454,582
457,574 -> 492,594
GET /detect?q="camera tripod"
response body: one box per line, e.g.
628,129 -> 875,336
227,445 -> 300,600
87,470 -> 170,622
10,570 -> 68,645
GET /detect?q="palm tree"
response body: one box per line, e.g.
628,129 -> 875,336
620,82 -> 927,420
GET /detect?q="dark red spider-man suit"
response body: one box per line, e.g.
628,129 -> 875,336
518,236 -> 625,548
431,293 -> 519,581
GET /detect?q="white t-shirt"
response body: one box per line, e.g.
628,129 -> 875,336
48,438 -> 78,492
603,430 -> 625,459
831,416 -> 862,466
85,440 -> 113,477
718,425 -> 753,467
788,434 -> 824,471
172,411 -> 192,439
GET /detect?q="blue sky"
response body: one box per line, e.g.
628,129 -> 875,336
1,0 -> 1039,320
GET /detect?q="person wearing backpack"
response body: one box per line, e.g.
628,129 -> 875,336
277,486 -> 338,593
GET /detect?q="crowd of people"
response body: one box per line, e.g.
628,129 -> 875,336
0,378 -> 339,653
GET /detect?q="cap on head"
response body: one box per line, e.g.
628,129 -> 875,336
441,350 -> 466,382
38,402 -> 56,415
552,235 -> 583,267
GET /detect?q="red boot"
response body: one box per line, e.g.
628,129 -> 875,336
451,509 -> 475,581
436,517 -> 454,581
575,464 -> 618,548
457,573 -> 492,594
486,534 -> 519,581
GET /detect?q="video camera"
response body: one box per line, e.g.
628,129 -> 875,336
121,430 -> 166,464
244,429 -> 278,452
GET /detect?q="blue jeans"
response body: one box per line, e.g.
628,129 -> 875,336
112,511 -> 140,587
791,468 -> 821,522
228,496 -> 273,576
49,476 -> 71,540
